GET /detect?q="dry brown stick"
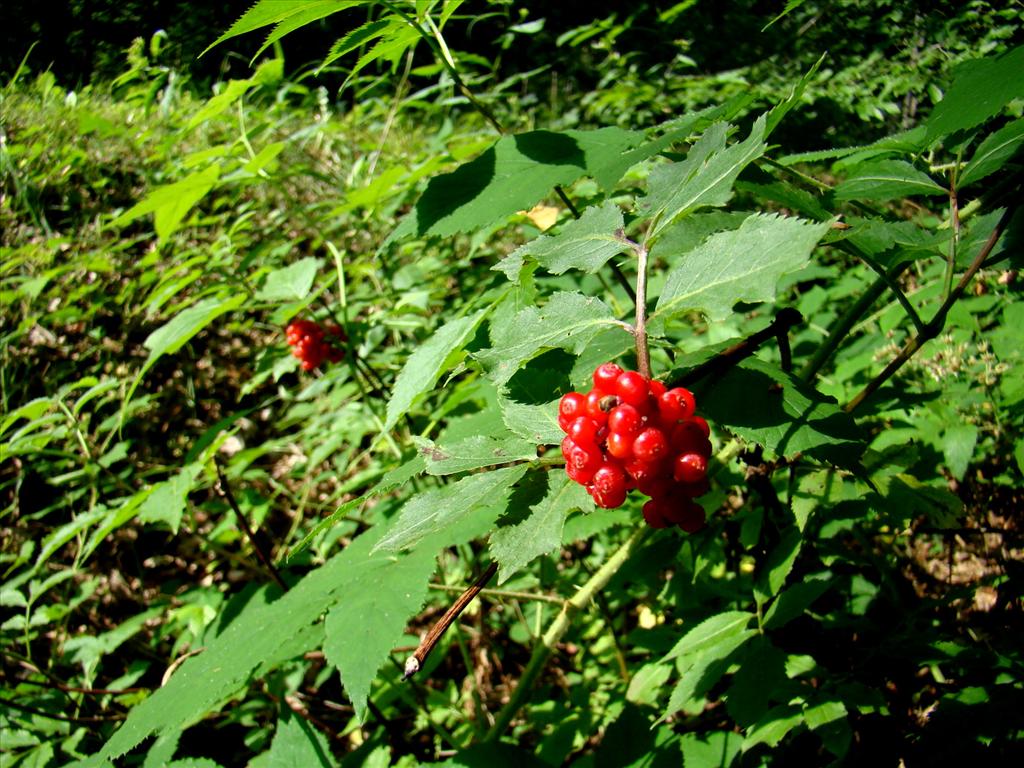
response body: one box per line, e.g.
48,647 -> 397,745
214,459 -> 288,593
403,562 -> 498,680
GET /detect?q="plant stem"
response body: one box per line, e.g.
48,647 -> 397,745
845,205 -> 1012,412
484,526 -> 650,741
634,243 -> 651,378
798,264 -> 906,382
214,459 -> 288,593
943,178 -> 960,302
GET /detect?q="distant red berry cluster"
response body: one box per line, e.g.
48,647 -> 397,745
285,319 -> 346,371
559,363 -> 712,532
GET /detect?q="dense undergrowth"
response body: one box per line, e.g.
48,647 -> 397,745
2,2 -> 1023,766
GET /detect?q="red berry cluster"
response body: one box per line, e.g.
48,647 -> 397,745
559,363 -> 712,532
285,319 -> 346,371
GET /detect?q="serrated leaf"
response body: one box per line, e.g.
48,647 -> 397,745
495,201 -> 625,280
724,638 -> 788,726
340,22 -> 421,88
289,457 -> 425,560
834,159 -> 945,201
475,292 -> 620,386
680,731 -> 742,768
691,358 -> 864,462
372,465 -> 528,554
498,394 -> 563,445
128,294 -> 246,406
643,115 -> 767,240
625,663 -> 673,707
664,629 -> 757,717
186,79 -> 253,130
203,1 -> 360,58
942,424 -> 978,481
755,528 -> 802,602
257,258 -> 321,302
925,44 -> 1024,143
94,526 -> 416,762
253,2 -> 359,63
654,213 -> 830,324
960,118 -> 1024,187
324,540 -> 437,723
387,128 -> 640,242
763,573 -> 832,630
489,472 -> 589,583
384,310 -> 487,430
742,705 -> 804,750
267,711 -> 334,768
138,464 -> 200,535
802,699 -> 847,730
416,433 -> 537,475
110,165 -> 220,243
664,611 -> 754,661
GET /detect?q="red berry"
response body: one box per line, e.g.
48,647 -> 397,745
688,415 -> 711,438
659,387 -> 696,423
567,416 -> 600,448
642,500 -> 669,529
676,477 -> 711,498
606,430 -> 634,460
670,422 -> 712,457
649,379 -> 666,398
593,362 -> 624,391
632,427 -> 669,464
677,501 -> 706,533
673,452 -> 707,484
559,392 -> 587,426
615,371 -> 649,407
585,390 -> 615,425
607,404 -> 642,437
590,463 -> 627,508
565,443 -> 603,484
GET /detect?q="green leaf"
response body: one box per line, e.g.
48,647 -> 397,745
664,611 -> 755,661
498,394 -> 563,445
625,663 -> 673,707
724,638 -> 788,726
384,310 -> 488,430
93,522 -> 434,762
203,1 -> 361,58
763,573 -> 832,630
802,699 -> 847,730
323,541 -> 438,723
138,464 -> 200,535
416,433 -> 537,475
755,528 -> 803,602
742,705 -> 804,750
288,457 -> 425,560
942,424 -> 978,481
186,79 -> 253,130
494,201 -> 625,280
257,258 -> 322,302
690,358 -> 864,462
834,159 -> 945,201
959,118 -> 1024,187
489,472 -> 590,584
110,165 -> 221,243
387,128 -> 640,242
339,22 -> 421,88
680,731 -> 742,768
642,115 -> 767,240
475,292 -> 621,386
128,294 -> 246,406
654,213 -> 830,325
372,465 -> 529,554
925,44 -> 1024,143
664,625 -> 757,717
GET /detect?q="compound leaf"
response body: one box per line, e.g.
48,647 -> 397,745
654,213 -> 830,325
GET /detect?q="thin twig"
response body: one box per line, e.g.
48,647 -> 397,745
845,205 -> 1013,412
214,459 -> 288,593
427,582 -> 564,605
403,562 -> 498,680
673,308 -> 804,388
634,242 -> 652,378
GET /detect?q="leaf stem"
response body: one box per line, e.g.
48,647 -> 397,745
943,176 -> 960,302
484,525 -> 650,741
634,243 -> 651,378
